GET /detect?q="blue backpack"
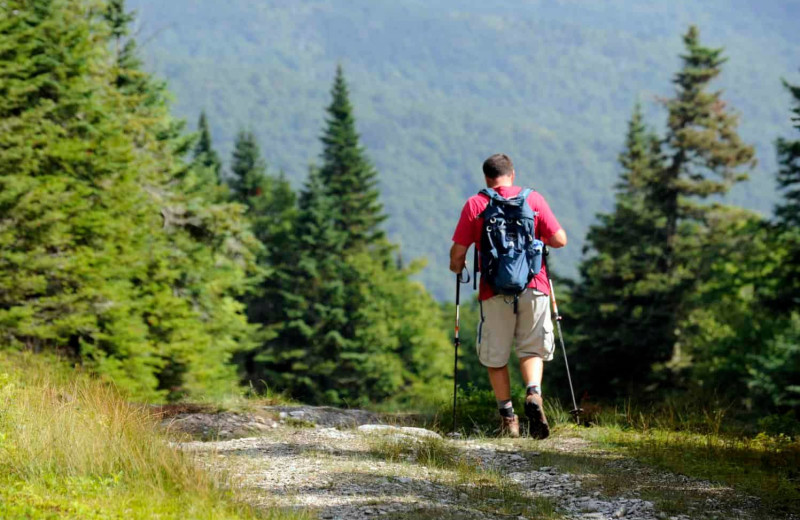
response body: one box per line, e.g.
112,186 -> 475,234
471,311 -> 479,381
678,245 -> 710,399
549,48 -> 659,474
473,188 -> 544,310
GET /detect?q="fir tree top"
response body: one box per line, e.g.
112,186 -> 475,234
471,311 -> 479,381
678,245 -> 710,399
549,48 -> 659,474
618,102 -> 661,193
194,111 -> 223,181
319,65 -> 387,250
229,129 -> 268,202
666,25 -> 755,198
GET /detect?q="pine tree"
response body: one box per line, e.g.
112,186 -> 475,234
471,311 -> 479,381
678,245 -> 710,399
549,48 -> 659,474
252,168 -> 350,403
227,130 -> 296,348
660,26 -> 755,258
769,78 -> 800,310
194,111 -> 223,185
571,27 -> 755,397
0,0 -> 259,400
572,104 -> 670,395
319,65 -> 387,250
775,79 -> 800,228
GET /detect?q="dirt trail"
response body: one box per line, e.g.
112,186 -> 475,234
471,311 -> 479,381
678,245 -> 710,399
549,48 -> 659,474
166,406 -> 769,520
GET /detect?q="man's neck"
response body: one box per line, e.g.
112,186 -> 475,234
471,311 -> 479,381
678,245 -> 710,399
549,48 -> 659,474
487,180 -> 514,189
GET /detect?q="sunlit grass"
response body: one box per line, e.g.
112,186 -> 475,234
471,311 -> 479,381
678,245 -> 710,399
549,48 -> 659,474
0,350 -> 309,520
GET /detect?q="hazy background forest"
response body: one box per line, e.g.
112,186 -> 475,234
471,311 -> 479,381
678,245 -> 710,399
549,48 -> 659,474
128,0 -> 798,298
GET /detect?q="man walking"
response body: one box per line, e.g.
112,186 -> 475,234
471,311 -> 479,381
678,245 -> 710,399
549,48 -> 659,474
450,154 -> 567,438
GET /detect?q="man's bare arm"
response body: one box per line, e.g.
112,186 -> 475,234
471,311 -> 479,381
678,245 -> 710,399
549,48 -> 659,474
547,229 -> 567,249
449,243 -> 468,274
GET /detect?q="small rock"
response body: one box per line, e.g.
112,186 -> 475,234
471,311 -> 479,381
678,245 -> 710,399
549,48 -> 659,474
396,477 -> 412,484
358,424 -> 442,439
614,506 -> 627,518
583,501 -> 601,512
288,410 -> 306,418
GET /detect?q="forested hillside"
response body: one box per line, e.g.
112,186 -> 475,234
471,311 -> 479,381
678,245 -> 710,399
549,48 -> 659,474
127,0 -> 798,297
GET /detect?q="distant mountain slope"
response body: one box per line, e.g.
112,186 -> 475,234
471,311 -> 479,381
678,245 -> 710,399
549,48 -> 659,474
129,0 -> 798,299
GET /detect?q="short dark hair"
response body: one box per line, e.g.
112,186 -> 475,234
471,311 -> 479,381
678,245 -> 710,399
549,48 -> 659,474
482,154 -> 514,179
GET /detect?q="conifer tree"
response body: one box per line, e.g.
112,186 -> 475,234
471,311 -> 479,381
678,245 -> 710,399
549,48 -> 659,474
194,111 -> 223,185
0,0 -> 161,392
572,27 -> 755,397
319,66 -> 387,250
656,26 -> 755,378
770,78 -> 800,310
0,0 -> 259,400
660,26 -> 755,257
252,168 -> 350,403
227,130 -> 296,335
230,130 -> 268,206
572,104 -> 670,394
101,4 -> 259,399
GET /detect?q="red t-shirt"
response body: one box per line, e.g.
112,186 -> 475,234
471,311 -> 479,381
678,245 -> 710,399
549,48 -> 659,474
452,185 -> 562,300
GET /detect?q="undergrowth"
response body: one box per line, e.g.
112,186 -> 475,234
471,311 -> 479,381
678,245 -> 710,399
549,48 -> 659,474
575,399 -> 800,517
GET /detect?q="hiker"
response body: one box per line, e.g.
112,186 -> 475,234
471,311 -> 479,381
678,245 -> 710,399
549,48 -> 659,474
450,153 -> 567,439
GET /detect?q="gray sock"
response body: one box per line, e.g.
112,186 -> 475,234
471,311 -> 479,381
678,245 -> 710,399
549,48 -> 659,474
526,384 -> 541,396
497,399 -> 514,418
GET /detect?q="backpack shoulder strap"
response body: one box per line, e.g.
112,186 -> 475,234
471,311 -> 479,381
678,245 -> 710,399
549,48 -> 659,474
478,187 -> 505,203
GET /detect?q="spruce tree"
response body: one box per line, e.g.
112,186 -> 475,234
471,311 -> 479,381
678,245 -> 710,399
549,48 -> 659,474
102,5 -> 259,399
230,130 -> 268,206
770,78 -> 800,310
194,111 -> 223,185
572,104 -> 670,394
775,78 -> 800,228
253,168 -> 350,403
319,65 -> 387,250
227,130 -> 296,341
657,26 -> 755,379
0,0 -> 162,392
660,26 -> 755,257
0,0 -> 259,400
571,27 -> 755,397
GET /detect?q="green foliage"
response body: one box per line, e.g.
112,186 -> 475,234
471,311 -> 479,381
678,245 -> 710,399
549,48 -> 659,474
241,69 -> 452,406
193,111 -> 224,186
749,314 -> 800,409
572,104 -> 672,395
775,78 -> 800,228
319,65 -> 387,251
0,0 -> 259,401
572,27 -> 756,398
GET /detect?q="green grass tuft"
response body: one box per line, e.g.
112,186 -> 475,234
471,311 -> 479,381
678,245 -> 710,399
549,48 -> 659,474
0,350 -> 309,520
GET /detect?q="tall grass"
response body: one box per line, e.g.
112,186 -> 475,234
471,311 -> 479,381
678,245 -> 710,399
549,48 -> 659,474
0,350 -> 307,519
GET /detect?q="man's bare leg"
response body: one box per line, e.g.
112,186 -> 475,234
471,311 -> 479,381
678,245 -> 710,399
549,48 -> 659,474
487,365 -> 512,400
519,355 -> 543,388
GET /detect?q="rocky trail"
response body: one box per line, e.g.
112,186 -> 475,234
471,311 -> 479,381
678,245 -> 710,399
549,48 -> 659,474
163,406 -> 772,520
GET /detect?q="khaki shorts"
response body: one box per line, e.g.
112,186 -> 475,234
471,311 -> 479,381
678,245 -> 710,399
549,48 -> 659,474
476,289 -> 555,367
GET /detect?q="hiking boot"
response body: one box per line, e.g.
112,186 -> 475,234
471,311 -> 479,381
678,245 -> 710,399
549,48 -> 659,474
499,414 -> 520,438
525,393 -> 550,439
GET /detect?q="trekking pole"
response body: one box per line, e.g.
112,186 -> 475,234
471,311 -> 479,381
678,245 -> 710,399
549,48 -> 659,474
452,264 -> 470,436
544,248 -> 582,425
